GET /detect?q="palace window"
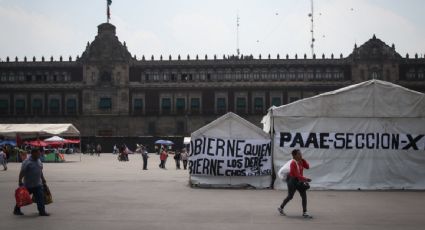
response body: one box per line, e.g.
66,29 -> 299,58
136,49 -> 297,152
418,69 -> 424,80
15,99 -> 26,114
254,97 -> 264,113
134,98 -> 144,114
190,98 -> 200,114
176,98 -> 186,114
216,97 -> 226,114
161,98 -> 171,114
163,73 -> 169,81
49,99 -> 60,115
99,98 -> 112,110
0,99 -> 9,115
66,98 -> 77,114
236,97 -> 246,114
32,99 -> 43,115
271,97 -> 282,107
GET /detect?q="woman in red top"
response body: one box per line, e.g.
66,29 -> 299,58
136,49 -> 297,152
277,149 -> 312,218
159,149 -> 168,169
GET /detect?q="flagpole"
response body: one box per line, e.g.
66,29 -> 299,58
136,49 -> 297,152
107,1 -> 109,23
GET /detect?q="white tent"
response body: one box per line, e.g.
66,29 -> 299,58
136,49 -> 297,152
190,112 -> 272,188
44,136 -> 66,142
0,124 -> 80,137
262,80 -> 425,190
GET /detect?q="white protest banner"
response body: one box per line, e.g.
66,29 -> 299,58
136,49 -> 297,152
189,136 -> 272,176
278,132 -> 425,151
273,117 -> 425,190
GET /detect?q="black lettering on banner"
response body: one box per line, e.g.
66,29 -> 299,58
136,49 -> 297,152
402,134 -> 424,150
227,139 -> 236,157
190,158 -> 225,176
320,133 -> 330,149
235,140 -> 245,158
243,143 -> 251,155
366,133 -> 375,149
216,138 -> 225,156
376,133 -> 380,149
188,160 -> 193,173
225,169 -> 246,176
194,138 -> 203,155
277,132 -> 423,151
305,133 -> 319,148
391,134 -> 399,149
355,133 -> 365,149
207,138 -> 215,156
346,133 -> 353,149
202,137 -> 207,155
291,133 -> 304,148
264,143 -> 272,156
381,133 -> 390,149
245,157 -> 264,168
202,158 -> 210,173
227,159 -> 243,168
196,159 -> 202,173
334,133 -> 345,149
280,132 -> 292,147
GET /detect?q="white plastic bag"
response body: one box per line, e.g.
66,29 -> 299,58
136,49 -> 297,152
277,159 -> 293,180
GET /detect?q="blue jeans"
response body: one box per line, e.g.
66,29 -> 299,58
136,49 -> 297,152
15,185 -> 46,214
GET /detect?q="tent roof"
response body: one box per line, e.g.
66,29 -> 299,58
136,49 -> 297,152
44,136 -> 66,142
192,112 -> 269,139
269,79 -> 425,118
0,124 -> 80,137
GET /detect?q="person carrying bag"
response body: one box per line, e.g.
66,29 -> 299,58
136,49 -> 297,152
277,149 -> 312,218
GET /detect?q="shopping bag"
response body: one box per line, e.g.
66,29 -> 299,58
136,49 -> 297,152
277,160 -> 293,180
15,187 -> 33,207
32,185 -> 53,205
43,185 -> 53,205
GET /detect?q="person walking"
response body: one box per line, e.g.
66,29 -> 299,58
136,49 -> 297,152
159,148 -> 168,169
113,144 -> 118,154
181,148 -> 188,170
141,145 -> 149,170
0,147 -> 7,170
277,149 -> 312,218
13,148 -> 50,216
174,151 -> 181,169
96,144 -> 102,156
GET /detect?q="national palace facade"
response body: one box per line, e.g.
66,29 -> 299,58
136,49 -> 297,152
1,23 -> 424,142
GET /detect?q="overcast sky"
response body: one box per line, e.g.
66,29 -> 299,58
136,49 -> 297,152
1,0 -> 424,60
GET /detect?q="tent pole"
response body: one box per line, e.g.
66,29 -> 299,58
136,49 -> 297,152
270,109 -> 275,189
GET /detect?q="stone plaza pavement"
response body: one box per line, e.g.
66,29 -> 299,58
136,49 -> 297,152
1,154 -> 424,230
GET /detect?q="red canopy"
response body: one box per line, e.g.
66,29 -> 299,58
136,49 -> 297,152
25,140 -> 48,147
65,139 -> 80,144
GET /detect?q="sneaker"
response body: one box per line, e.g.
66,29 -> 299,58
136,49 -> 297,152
302,212 -> 313,218
13,209 -> 24,216
39,212 -> 50,216
277,207 -> 286,216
